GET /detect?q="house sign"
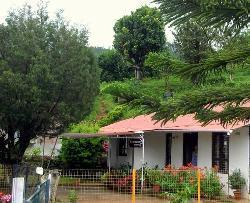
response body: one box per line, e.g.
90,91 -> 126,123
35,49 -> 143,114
129,138 -> 143,148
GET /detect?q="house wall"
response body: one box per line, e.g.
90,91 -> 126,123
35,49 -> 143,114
198,132 -> 212,168
229,127 -> 249,198
109,138 -> 133,168
109,133 -> 166,169
109,128 -> 250,199
171,132 -> 213,168
171,132 -> 183,167
110,131 -> 214,169
134,132 -> 166,169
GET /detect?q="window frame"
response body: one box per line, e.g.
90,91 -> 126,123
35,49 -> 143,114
212,132 -> 229,174
166,133 -> 172,166
118,138 -> 128,156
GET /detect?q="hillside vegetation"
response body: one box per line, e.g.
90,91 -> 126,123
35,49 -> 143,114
69,66 -> 250,133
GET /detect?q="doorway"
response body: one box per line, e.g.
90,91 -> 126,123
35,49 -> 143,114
166,133 -> 172,165
183,132 -> 198,166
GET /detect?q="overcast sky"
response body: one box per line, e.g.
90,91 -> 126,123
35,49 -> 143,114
0,0 -> 173,48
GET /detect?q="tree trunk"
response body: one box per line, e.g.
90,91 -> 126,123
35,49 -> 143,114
0,131 -> 32,164
135,66 -> 142,80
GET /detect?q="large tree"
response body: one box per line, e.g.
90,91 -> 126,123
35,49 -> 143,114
105,0 -> 250,126
173,21 -> 214,64
0,4 -> 100,164
113,6 -> 166,80
98,50 -> 132,82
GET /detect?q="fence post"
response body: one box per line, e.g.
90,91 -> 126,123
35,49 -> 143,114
11,177 -> 24,203
132,169 -> 136,203
197,169 -> 201,203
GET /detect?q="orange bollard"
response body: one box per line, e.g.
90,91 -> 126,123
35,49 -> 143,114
197,169 -> 201,203
132,169 -> 136,203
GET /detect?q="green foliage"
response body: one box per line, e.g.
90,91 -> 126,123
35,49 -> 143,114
178,38 -> 250,83
98,105 -> 125,127
144,168 -> 222,200
25,147 -> 42,158
68,190 -> 78,203
108,0 -> 250,126
144,169 -> 162,185
154,0 -> 250,32
98,50 -> 133,81
173,21 -> 214,64
90,46 -> 108,57
145,51 -> 172,77
113,6 -> 166,79
229,169 -> 246,190
59,177 -> 80,186
171,183 -> 192,203
59,137 -> 105,168
201,170 -> 222,198
69,122 -> 100,133
0,3 -> 100,164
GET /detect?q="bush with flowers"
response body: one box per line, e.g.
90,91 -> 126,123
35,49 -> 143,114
145,163 -> 222,199
0,192 -> 11,203
101,164 -> 222,199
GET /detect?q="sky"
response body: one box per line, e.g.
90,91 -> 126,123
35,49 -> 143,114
0,0 -> 173,48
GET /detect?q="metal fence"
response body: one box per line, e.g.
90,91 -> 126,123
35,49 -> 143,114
0,164 -> 42,199
25,179 -> 50,203
55,167 -> 244,203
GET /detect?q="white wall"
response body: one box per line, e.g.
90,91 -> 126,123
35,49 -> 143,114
109,138 -> 118,168
134,132 -> 166,169
109,138 -> 133,168
229,127 -> 249,198
171,132 -> 183,167
109,133 -> 166,169
198,132 -> 212,168
171,132 -> 213,168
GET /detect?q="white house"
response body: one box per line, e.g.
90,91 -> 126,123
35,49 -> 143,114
97,113 -> 250,198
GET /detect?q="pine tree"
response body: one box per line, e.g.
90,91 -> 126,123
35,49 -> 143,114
105,0 -> 250,125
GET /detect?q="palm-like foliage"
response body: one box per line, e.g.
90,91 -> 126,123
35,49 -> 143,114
106,0 -> 250,125
154,0 -> 250,33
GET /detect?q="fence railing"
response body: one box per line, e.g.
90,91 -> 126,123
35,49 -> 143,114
0,164 -> 42,199
55,168 -> 235,202
25,179 -> 50,203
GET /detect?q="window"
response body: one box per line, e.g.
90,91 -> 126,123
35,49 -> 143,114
166,133 -> 172,165
212,132 -> 229,173
118,138 -> 127,156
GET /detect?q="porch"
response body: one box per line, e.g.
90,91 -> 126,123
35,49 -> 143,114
108,127 -> 250,198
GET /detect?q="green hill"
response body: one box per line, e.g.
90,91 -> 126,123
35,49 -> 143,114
69,65 -> 249,134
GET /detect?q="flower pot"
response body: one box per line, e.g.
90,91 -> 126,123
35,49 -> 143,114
233,190 -> 241,200
152,184 -> 160,193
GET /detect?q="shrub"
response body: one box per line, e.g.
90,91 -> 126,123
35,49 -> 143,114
68,190 -> 78,203
201,170 -> 222,198
144,165 -> 223,199
144,169 -> 162,185
229,169 -> 246,190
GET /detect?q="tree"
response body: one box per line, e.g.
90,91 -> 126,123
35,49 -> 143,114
113,6 -> 166,80
154,0 -> 250,33
98,50 -> 133,81
173,21 -> 214,64
0,4 -> 100,164
105,0 -> 250,125
59,137 -> 105,169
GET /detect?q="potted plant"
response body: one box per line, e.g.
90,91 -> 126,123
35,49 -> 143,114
228,169 -> 246,200
146,170 -> 162,193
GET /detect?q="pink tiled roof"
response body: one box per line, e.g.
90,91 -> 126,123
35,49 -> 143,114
100,114 -> 249,134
